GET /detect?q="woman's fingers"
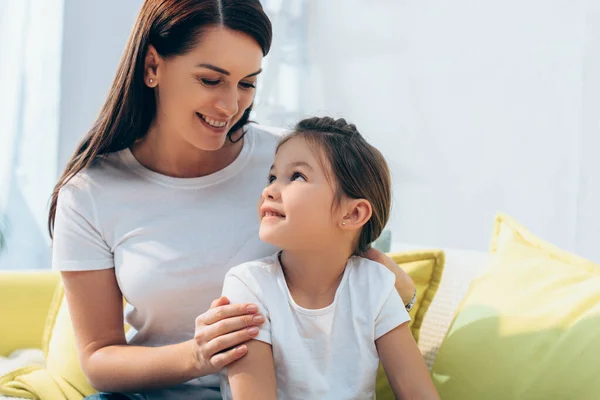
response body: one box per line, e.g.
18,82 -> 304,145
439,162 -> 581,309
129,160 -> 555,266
209,344 -> 249,370
192,298 -> 266,374
210,296 -> 231,309
199,303 -> 259,326
204,327 -> 259,360
202,313 -> 265,342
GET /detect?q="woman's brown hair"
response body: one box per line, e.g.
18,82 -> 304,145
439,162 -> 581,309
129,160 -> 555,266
48,0 -> 272,237
278,117 -> 392,255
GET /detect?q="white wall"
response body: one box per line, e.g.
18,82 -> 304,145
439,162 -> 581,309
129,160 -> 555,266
304,0 -> 600,262
0,0 -> 143,269
54,0 -> 600,262
576,1 -> 600,260
58,0 -> 143,168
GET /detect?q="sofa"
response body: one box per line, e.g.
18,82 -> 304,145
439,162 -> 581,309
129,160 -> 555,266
1,212 -> 598,399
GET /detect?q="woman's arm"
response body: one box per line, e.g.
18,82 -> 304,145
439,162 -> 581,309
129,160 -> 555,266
227,339 -> 277,400
376,323 -> 439,400
62,269 -> 263,393
364,248 -> 416,305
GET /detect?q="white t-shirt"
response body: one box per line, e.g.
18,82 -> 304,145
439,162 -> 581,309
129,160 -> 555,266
220,253 -> 411,400
52,124 -> 282,399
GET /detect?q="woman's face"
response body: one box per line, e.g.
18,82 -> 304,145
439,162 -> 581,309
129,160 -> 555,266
147,26 -> 263,151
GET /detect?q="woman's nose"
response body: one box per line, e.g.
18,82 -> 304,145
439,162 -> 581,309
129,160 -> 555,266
215,85 -> 239,117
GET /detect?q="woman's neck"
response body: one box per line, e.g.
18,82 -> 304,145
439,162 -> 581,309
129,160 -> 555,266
131,122 -> 244,178
279,247 -> 353,310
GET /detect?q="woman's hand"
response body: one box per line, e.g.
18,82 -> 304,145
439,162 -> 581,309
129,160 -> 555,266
192,296 -> 265,375
365,248 -> 416,305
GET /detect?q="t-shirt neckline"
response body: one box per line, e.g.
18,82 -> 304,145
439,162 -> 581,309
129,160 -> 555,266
276,252 -> 352,316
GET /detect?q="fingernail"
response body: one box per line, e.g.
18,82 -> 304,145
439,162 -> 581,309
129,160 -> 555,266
248,327 -> 259,335
237,345 -> 247,355
247,305 -> 258,313
253,315 -> 265,324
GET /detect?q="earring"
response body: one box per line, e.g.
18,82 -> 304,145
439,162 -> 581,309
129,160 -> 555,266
341,221 -> 346,226
149,79 -> 154,84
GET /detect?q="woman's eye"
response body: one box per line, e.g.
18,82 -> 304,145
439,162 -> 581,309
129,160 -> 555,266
268,174 -> 276,183
201,78 -> 221,87
291,172 -> 306,182
239,81 -> 256,90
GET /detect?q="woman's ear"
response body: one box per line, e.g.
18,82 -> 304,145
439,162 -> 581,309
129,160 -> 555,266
340,199 -> 372,230
144,44 -> 160,87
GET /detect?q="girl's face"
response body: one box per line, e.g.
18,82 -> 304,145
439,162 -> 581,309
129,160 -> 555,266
147,26 -> 263,151
258,136 -> 343,250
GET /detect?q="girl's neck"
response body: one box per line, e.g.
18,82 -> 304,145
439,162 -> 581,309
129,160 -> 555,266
279,247 -> 353,310
131,121 -> 244,178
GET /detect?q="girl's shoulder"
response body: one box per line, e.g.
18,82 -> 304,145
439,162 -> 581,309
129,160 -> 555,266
225,252 -> 281,285
345,256 -> 398,307
347,256 -> 397,284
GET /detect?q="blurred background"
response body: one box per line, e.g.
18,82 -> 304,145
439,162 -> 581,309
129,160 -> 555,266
1,0 -> 599,270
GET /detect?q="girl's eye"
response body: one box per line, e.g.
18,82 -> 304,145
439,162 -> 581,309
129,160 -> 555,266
201,78 -> 221,87
291,172 -> 306,182
268,174 -> 276,183
239,81 -> 256,90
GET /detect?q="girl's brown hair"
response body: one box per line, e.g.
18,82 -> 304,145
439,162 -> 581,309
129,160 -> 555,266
278,117 -> 392,255
48,0 -> 272,237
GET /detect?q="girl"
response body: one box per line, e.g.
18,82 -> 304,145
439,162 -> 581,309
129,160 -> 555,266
49,1 -> 416,399
221,117 -> 439,399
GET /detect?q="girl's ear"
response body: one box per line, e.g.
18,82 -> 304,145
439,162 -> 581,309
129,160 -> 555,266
340,198 -> 372,230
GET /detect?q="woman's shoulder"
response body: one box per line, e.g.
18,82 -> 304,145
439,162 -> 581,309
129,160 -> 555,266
57,150 -> 136,206
67,149 -> 130,183
247,123 -> 288,150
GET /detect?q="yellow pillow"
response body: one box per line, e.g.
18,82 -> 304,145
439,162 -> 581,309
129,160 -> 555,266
375,249 -> 445,400
0,283 -> 96,400
431,212 -> 600,400
0,270 -> 60,356
0,281 -> 132,399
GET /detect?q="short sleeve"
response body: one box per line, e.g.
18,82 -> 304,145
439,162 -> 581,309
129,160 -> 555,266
374,286 -> 411,340
222,272 -> 272,345
52,183 -> 114,271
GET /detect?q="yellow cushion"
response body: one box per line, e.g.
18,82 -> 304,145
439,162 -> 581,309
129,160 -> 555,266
0,270 -> 60,356
431,212 -> 600,399
0,283 -> 97,400
375,249 -> 445,400
46,284 -> 97,397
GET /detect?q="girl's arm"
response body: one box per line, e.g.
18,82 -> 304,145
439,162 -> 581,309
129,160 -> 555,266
365,248 -> 416,305
376,323 -> 440,400
227,339 -> 277,400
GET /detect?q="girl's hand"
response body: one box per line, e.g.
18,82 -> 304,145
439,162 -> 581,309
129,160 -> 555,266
191,296 -> 264,375
364,248 -> 416,305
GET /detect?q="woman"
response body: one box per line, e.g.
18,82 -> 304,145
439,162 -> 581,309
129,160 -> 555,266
49,1 -> 416,399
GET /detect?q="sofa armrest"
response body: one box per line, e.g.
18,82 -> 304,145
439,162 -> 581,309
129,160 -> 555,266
0,270 -> 60,356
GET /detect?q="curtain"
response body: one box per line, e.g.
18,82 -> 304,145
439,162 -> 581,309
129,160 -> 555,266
0,0 -> 64,269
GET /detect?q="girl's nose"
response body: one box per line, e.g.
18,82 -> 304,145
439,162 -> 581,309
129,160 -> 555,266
262,182 -> 280,200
